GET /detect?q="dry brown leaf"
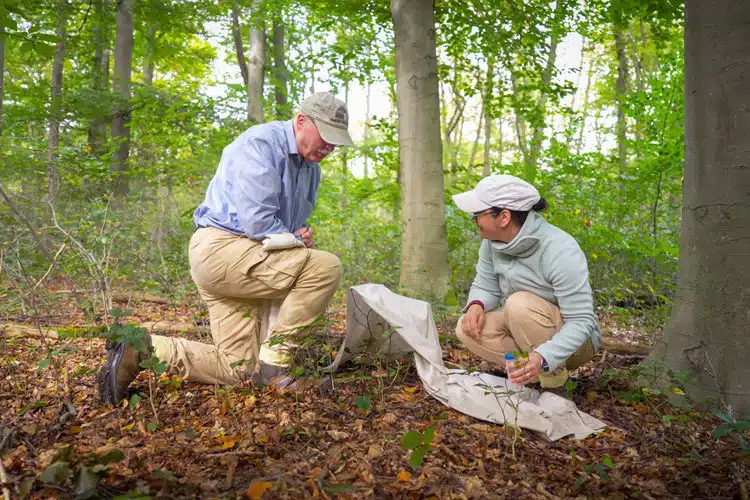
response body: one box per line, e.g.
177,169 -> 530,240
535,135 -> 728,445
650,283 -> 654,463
246,481 -> 273,499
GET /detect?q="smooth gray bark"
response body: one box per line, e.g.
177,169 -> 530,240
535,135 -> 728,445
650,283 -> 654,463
246,0 -> 264,123
391,0 -> 449,297
88,0 -> 110,154
272,17 -> 287,119
46,1 -> 67,205
231,0 -> 248,87
111,0 -> 135,193
651,0 -> 750,417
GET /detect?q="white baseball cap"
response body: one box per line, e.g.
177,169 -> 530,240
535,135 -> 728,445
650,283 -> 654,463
453,174 -> 541,213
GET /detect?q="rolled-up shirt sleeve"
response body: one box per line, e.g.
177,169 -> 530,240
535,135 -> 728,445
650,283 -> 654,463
231,136 -> 290,239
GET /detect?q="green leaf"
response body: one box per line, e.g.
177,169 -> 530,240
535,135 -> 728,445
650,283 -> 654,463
74,465 -> 101,498
355,395 -> 371,411
129,393 -> 143,409
95,449 -> 125,465
151,469 -> 176,482
409,446 -> 427,469
40,462 -> 72,484
421,427 -> 435,445
36,358 -> 52,372
573,474 -> 586,489
323,483 -> 356,494
713,423 -> 733,440
146,421 -> 159,431
229,359 -> 247,368
601,455 -> 615,468
564,380 -> 578,392
291,366 -> 305,377
401,431 -> 421,450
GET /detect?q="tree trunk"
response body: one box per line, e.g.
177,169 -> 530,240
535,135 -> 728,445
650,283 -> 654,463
526,0 -> 566,182
391,0 -> 449,297
143,19 -> 156,85
46,1 -> 67,206
651,0 -> 750,417
246,0 -> 264,123
614,27 -> 629,172
231,0 -> 248,88
363,81 -> 370,178
509,72 -> 530,167
469,98 -> 483,168
272,17 -> 288,119
341,81 -> 349,209
88,0 -> 109,155
482,57 -> 494,176
111,0 -> 135,194
0,25 -> 5,136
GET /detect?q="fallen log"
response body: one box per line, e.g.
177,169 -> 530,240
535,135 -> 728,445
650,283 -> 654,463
600,339 -> 650,356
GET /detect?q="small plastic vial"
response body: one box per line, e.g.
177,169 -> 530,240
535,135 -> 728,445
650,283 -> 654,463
504,352 -> 518,373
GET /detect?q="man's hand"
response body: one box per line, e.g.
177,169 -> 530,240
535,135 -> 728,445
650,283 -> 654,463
508,351 -> 544,385
294,227 -> 314,248
461,304 -> 485,339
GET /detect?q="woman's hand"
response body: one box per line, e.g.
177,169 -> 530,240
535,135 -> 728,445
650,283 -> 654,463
508,352 -> 544,385
461,304 -> 485,339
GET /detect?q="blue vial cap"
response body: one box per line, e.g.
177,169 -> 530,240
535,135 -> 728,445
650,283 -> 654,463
504,352 -> 516,361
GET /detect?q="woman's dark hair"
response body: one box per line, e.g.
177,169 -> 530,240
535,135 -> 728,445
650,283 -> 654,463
505,197 -> 547,226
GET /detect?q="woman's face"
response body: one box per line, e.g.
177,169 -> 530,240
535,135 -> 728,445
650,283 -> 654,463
474,209 -> 513,242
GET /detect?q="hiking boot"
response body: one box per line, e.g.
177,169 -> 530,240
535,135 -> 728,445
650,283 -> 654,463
253,362 -> 333,392
97,335 -> 151,405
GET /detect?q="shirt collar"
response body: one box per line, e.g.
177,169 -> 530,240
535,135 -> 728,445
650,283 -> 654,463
284,120 -> 299,156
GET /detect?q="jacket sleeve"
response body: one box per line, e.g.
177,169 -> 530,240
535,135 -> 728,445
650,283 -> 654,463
466,240 -> 504,312
534,243 -> 599,372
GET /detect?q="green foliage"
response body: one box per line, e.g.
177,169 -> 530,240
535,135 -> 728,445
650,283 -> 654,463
401,427 -> 435,469
713,410 -> 750,455
574,455 -> 615,489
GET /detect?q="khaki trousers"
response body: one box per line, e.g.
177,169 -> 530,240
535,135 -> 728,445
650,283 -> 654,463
151,227 -> 341,385
456,291 -> 594,370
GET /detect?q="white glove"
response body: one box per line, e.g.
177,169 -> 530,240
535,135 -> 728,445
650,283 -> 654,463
261,233 -> 304,250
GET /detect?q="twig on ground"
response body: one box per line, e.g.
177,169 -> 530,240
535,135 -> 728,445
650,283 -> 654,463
0,459 -> 12,500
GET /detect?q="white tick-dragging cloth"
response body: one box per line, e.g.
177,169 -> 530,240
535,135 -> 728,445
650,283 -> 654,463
262,284 -> 607,441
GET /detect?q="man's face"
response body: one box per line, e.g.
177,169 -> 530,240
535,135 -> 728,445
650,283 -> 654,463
296,114 -> 336,162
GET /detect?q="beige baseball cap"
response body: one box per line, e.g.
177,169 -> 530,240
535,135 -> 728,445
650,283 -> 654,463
299,92 -> 355,147
453,174 -> 541,213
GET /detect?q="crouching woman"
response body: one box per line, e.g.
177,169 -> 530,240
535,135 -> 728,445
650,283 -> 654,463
453,174 -> 601,388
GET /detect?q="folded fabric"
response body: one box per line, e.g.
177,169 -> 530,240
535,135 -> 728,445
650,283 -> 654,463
262,233 -> 304,250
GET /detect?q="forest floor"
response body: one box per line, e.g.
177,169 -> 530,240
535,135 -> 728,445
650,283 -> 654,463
1,291 -> 747,499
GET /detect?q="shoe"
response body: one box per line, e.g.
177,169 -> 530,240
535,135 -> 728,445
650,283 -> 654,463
253,362 -> 334,392
97,336 -> 151,405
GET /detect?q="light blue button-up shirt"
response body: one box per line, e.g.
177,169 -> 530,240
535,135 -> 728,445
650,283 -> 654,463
193,120 -> 321,240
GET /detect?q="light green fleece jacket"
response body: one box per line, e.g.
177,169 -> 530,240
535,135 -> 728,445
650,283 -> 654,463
466,211 -> 601,372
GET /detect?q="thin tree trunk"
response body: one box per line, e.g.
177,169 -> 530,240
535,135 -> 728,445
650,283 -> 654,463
576,44 -> 593,156
88,0 -> 109,154
341,81 -> 349,209
46,1 -> 67,206
272,17 -> 288,119
231,0 -> 248,87
526,0 -> 565,181
111,0 -> 135,194
614,27 -> 629,172
363,82 -> 371,178
246,0 -> 264,123
0,25 -> 5,136
482,57 -> 494,176
510,72 -> 530,165
143,19 -> 156,85
469,99 -> 483,168
652,0 -> 750,416
391,0 -> 450,297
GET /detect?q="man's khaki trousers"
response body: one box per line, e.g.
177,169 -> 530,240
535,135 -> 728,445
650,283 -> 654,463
151,227 -> 341,385
456,291 -> 594,371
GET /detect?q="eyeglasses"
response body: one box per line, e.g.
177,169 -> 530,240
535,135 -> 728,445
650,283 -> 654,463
471,208 -> 502,222
306,116 -> 335,150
